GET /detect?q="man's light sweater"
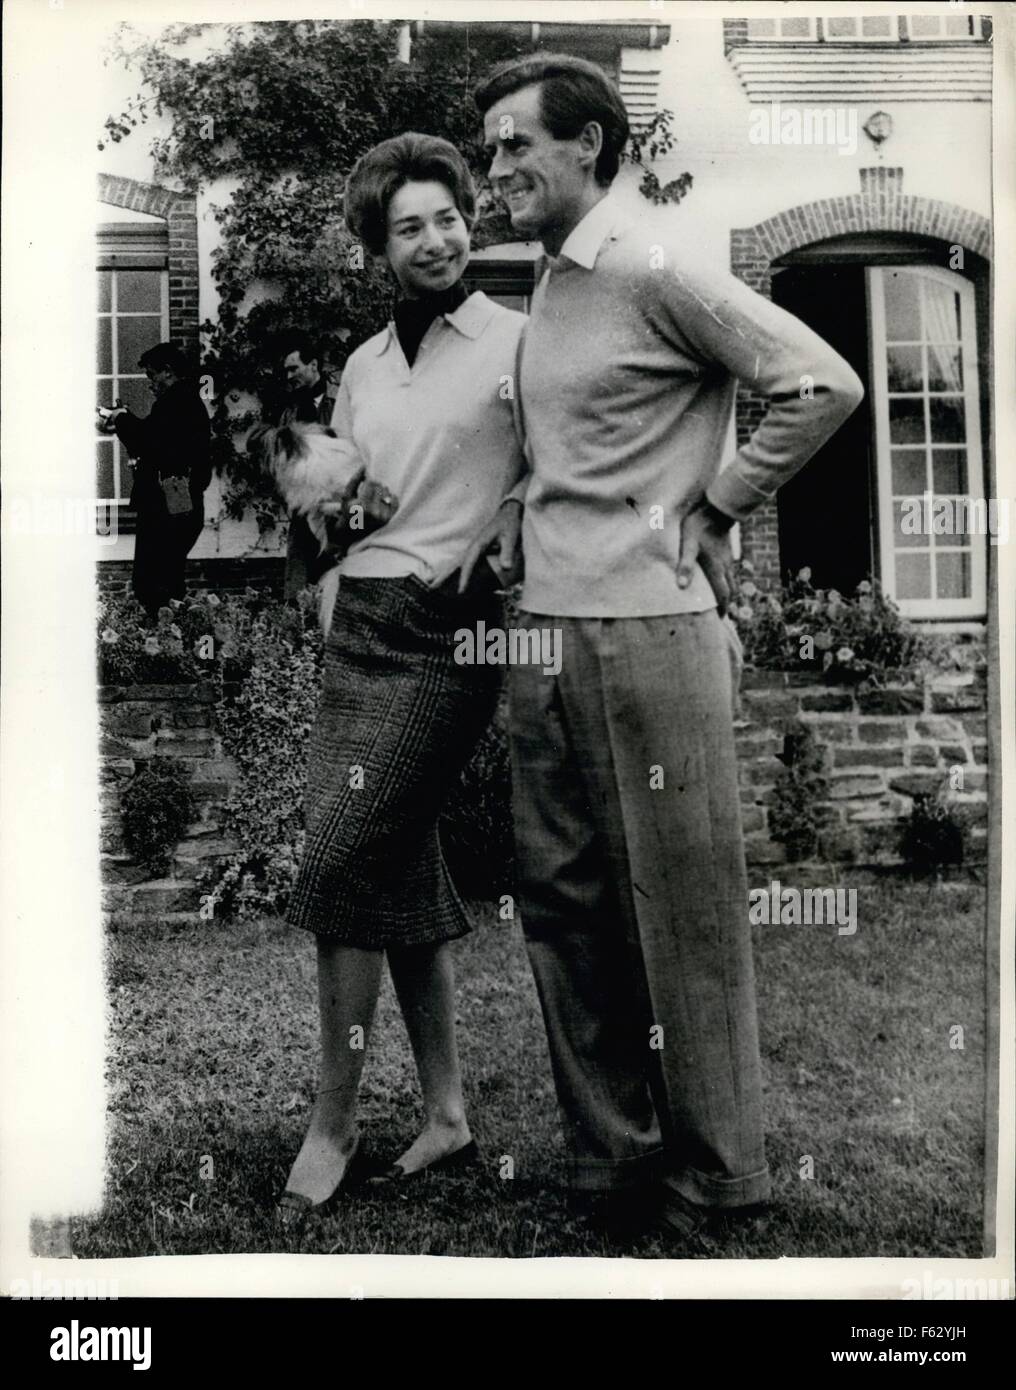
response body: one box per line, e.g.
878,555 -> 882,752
516,196 -> 865,618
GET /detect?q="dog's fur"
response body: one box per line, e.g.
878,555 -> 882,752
252,421 -> 361,634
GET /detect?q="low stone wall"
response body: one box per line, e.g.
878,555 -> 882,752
99,667 -> 989,917
100,681 -> 237,917
736,669 -> 988,866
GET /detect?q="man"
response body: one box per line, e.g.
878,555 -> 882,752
104,343 -> 211,617
251,331 -> 340,598
465,55 -> 864,1241
277,331 -> 338,430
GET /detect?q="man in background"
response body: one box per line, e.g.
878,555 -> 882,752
277,331 -> 338,430
251,331 -> 340,598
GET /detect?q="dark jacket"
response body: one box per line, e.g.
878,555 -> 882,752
113,379 -> 212,612
280,376 -> 338,429
115,378 -> 212,511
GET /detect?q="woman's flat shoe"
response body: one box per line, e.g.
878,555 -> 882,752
370,1139 -> 478,1184
276,1137 -> 363,1223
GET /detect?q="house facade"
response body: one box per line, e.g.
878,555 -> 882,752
97,12 -> 995,626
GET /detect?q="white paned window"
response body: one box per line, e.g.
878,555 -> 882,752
96,266 -> 169,511
824,14 -> 900,40
905,13 -> 977,40
867,267 -> 986,619
746,17 -> 818,40
745,15 -> 980,43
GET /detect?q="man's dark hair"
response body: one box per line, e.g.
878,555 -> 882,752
138,342 -> 189,378
474,53 -> 630,187
344,132 -> 476,257
278,330 -> 321,369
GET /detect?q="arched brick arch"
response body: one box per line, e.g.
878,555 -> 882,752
729,168 -> 991,582
731,168 -> 991,299
98,173 -> 200,359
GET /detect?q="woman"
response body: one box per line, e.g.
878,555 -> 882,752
278,133 -> 527,1216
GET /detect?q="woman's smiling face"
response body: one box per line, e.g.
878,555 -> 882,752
384,180 -> 471,298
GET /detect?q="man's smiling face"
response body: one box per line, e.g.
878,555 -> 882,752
483,83 -> 592,251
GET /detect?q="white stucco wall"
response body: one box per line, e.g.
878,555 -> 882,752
623,21 -> 991,261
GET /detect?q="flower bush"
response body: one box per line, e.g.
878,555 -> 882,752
97,588 -> 308,686
728,566 -> 928,687
898,789 -> 965,876
766,722 -> 829,862
99,594 -> 206,685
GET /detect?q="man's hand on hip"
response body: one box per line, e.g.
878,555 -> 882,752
676,500 -> 736,616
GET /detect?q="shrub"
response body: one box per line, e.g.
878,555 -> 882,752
441,701 -> 516,902
120,757 -> 197,874
97,587 -> 308,687
767,722 -> 828,861
898,791 -> 965,876
729,567 -> 927,687
99,593 -> 204,685
200,597 -> 323,921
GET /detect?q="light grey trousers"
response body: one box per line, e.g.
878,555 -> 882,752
508,608 -> 770,1207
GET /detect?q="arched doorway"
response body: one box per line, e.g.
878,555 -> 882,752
731,176 -> 992,620
771,242 -> 989,619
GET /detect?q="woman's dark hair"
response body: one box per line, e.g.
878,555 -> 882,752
138,342 -> 189,378
474,53 -> 630,187
344,133 -> 476,257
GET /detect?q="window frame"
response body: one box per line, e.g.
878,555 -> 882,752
742,14 -> 982,44
97,228 -> 170,518
745,16 -> 819,41
822,13 -> 903,42
902,12 -> 978,42
867,265 -> 986,620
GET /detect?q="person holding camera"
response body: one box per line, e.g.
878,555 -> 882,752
98,343 -> 211,617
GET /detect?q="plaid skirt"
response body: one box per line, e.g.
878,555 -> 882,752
286,574 -> 503,948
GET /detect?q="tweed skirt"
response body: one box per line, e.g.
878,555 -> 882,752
286,574 -> 503,948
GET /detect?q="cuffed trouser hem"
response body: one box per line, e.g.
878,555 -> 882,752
567,1147 -> 665,1193
663,1163 -> 772,1210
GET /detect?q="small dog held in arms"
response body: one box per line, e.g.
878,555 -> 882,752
252,421 -> 365,635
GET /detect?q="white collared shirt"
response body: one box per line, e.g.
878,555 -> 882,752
556,190 -> 628,269
332,290 -> 527,585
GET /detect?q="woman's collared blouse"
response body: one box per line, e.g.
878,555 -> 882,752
332,290 -> 527,586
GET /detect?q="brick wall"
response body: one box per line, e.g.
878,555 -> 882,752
98,557 -> 285,600
98,174 -> 200,362
729,168 -> 992,583
722,18 -> 749,54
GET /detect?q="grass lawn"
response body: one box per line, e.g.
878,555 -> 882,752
71,880 -> 986,1261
